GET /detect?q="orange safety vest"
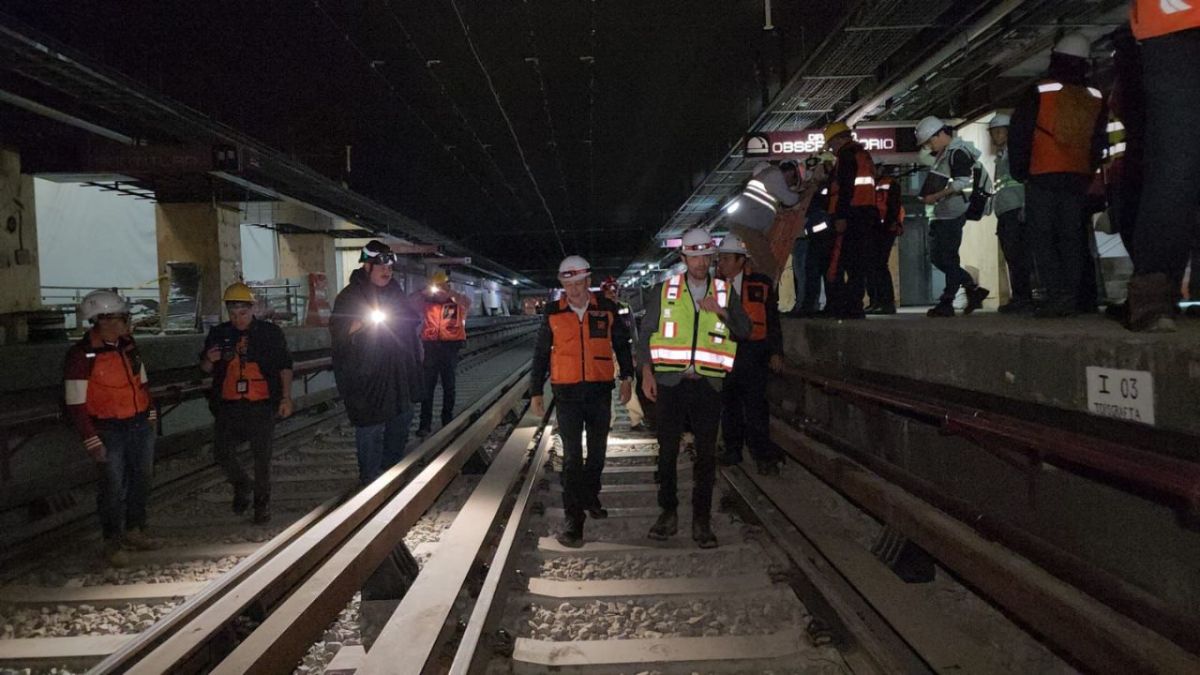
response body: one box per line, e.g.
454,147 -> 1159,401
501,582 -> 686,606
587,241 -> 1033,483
1131,0 -> 1200,39
84,339 -> 152,420
875,176 -> 906,235
1030,80 -> 1103,176
738,276 -> 770,342
828,142 -> 877,213
547,294 -> 616,385
421,296 -> 467,342
220,334 -> 271,402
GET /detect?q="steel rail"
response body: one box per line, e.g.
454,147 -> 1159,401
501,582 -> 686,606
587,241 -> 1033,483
115,366 -> 528,674
206,371 -> 531,675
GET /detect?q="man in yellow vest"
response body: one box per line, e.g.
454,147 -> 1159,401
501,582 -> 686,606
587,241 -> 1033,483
1125,0 -> 1200,331
638,229 -> 751,548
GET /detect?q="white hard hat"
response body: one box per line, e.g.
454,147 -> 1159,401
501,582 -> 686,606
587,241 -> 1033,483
914,116 -> 945,145
557,255 -> 591,281
79,289 -> 128,322
717,232 -> 748,255
988,113 -> 1011,129
1053,33 -> 1091,59
751,161 -> 773,177
680,229 -> 715,257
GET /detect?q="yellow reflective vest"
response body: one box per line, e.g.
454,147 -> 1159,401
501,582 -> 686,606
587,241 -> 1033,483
648,274 -> 738,378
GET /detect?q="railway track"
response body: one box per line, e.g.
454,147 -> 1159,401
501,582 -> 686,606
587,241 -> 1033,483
0,337 -> 534,674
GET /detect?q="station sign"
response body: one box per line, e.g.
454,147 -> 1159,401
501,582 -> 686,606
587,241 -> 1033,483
744,127 -> 918,160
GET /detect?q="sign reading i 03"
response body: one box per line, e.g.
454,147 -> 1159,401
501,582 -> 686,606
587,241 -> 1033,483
744,127 -> 918,159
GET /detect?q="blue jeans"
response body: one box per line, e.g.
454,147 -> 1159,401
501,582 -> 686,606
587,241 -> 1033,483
355,407 -> 414,485
95,417 -> 156,541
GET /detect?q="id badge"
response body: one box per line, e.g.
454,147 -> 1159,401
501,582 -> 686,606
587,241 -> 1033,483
236,379 -> 249,394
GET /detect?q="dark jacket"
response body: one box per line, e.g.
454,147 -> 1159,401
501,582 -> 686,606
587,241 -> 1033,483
201,319 -> 294,407
329,268 -> 424,426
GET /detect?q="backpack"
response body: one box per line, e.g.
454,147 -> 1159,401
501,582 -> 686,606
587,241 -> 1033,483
963,157 -> 994,222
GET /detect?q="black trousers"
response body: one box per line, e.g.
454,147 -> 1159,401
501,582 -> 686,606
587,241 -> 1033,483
721,346 -> 782,464
420,341 -> 462,429
1026,182 -> 1088,304
865,228 -> 897,308
802,234 -> 833,313
214,401 -> 276,507
655,378 -> 721,520
556,390 -> 612,524
826,209 -> 874,316
997,209 -> 1031,303
930,215 -> 977,302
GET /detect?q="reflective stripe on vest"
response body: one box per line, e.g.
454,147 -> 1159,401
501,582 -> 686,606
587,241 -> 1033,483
828,143 -> 877,212
740,179 -> 779,213
548,295 -> 616,385
1104,117 -> 1127,163
1030,80 -> 1102,176
1131,0 -> 1200,39
422,298 -> 467,342
648,275 -> 738,377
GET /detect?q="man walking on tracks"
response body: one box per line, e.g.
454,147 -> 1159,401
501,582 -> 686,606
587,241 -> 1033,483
639,229 -> 751,548
531,256 -> 634,548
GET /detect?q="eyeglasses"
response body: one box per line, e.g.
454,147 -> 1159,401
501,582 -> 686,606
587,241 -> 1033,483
558,268 -> 590,280
365,251 -> 399,266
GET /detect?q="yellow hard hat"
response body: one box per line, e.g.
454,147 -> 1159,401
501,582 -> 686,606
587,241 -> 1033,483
223,282 -> 255,303
430,270 -> 449,285
823,121 -> 851,144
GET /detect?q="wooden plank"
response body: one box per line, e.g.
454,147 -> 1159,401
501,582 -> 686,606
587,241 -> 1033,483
0,635 -> 132,663
525,572 -> 775,600
324,644 -> 365,675
547,481 -> 690,494
124,542 -> 261,565
357,426 -> 539,675
512,629 -> 805,667
544,506 -> 661,519
770,419 -> 1200,674
0,581 -> 206,606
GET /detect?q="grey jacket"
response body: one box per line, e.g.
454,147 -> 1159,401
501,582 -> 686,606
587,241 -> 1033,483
636,274 -> 751,393
992,147 -> 1025,216
928,137 -> 983,220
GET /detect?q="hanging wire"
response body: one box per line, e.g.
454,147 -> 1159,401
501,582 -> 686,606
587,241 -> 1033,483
380,0 -> 530,216
514,0 -> 574,228
310,0 -> 513,223
447,0 -> 567,258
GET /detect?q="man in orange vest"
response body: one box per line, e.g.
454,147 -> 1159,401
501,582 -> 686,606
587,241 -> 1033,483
715,234 -> 786,475
530,256 -> 634,547
413,270 -> 470,436
64,290 -> 160,566
200,282 -> 294,525
1009,33 -> 1108,318
823,121 -> 878,319
1124,0 -> 1200,331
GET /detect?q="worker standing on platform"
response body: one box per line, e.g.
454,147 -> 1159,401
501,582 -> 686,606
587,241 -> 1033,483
200,282 -> 294,525
866,165 -> 904,315
791,153 -> 836,317
639,229 -> 751,548
64,290 -> 161,566
414,270 -> 470,437
530,257 -> 634,548
989,114 -> 1032,314
824,121 -> 878,319
1009,33 -> 1107,318
715,233 -> 786,475
330,241 -> 424,485
1124,2 -> 1200,331
916,116 -> 991,317
727,161 -> 802,281
601,276 -> 647,430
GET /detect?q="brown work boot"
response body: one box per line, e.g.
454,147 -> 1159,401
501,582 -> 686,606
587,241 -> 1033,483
1126,273 -> 1177,333
122,529 -> 164,551
103,540 -> 130,568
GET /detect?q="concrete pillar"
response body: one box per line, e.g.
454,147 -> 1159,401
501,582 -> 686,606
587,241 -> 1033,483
155,203 -> 241,325
0,147 -> 42,317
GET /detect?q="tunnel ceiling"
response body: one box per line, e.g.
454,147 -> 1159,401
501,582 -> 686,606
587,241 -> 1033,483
0,1 -> 1127,286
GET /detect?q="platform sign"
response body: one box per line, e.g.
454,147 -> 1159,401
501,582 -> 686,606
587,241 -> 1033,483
743,127 -> 917,160
1085,367 -> 1155,426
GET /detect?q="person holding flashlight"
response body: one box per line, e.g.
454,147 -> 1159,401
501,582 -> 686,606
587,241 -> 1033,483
330,240 -> 424,485
530,256 -> 634,548
200,282 -> 294,524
